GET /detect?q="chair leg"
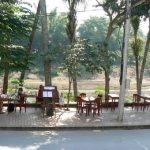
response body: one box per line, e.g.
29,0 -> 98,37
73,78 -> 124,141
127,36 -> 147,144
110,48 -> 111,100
98,109 -> 100,116
15,105 -> 16,112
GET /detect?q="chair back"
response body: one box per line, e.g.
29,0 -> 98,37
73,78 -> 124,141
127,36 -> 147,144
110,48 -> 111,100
94,97 -> 102,108
133,94 -> 145,103
76,96 -> 82,106
19,95 -> 25,104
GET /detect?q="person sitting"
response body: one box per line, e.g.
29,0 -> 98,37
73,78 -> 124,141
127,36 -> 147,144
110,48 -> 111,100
16,87 -> 26,103
14,87 -> 27,112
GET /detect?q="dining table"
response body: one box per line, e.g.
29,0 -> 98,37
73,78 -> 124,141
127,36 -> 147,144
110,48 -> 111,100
82,96 -> 95,115
108,94 -> 119,110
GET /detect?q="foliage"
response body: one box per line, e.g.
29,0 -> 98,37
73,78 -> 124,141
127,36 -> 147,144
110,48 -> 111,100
48,10 -> 69,67
131,15 -> 140,36
78,17 -> 108,43
131,0 -> 149,17
63,92 -> 74,102
63,40 -> 85,77
78,16 -> 123,52
82,40 -> 118,74
31,10 -> 69,76
0,2 -> 33,73
131,38 -> 144,56
95,86 -> 105,96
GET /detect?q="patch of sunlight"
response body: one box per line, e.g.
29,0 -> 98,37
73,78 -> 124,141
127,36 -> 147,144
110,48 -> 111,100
86,118 -> 91,122
130,114 -> 136,118
31,131 -> 58,136
93,130 -> 102,133
0,145 -> 39,150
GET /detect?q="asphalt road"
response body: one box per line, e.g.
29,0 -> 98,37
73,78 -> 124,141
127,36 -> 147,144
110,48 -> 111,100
0,129 -> 150,150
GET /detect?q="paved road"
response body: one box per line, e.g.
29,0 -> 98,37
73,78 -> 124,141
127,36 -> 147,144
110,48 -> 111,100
0,129 -> 150,150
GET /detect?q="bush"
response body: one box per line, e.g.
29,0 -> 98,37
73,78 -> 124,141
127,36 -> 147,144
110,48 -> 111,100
63,92 -> 74,102
95,86 -> 105,96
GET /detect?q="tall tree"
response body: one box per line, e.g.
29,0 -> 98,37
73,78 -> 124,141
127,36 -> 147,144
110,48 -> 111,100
0,2 -> 32,93
64,0 -> 86,100
95,0 -> 125,99
40,0 -> 51,86
19,1 -> 41,86
131,0 -> 150,95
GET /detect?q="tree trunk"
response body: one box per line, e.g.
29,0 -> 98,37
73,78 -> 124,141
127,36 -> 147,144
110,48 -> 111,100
133,35 -> 140,95
104,71 -> 110,96
135,56 -> 140,94
44,58 -> 51,86
72,71 -> 77,101
40,0 -> 51,86
103,23 -> 113,99
118,0 -> 131,121
3,65 -> 9,94
67,75 -> 72,110
139,15 -> 150,95
19,1 -> 41,85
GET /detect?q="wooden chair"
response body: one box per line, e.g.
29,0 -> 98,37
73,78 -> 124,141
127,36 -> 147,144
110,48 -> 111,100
105,94 -> 118,110
0,96 -> 3,113
14,95 -> 26,112
91,97 -> 102,117
132,94 -> 150,112
36,94 -> 44,110
76,96 -> 88,116
0,95 -> 10,113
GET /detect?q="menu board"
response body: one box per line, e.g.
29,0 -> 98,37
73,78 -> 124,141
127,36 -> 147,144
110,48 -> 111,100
42,86 -> 58,99
43,91 -> 52,98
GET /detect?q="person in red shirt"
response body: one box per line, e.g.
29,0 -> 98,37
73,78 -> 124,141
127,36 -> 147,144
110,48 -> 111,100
37,85 -> 43,100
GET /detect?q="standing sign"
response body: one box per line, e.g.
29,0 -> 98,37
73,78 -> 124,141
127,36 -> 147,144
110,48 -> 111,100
43,87 -> 54,98
42,86 -> 59,117
43,86 -> 58,100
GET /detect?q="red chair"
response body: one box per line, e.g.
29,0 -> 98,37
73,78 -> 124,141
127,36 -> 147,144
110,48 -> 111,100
76,96 -> 88,116
105,94 -> 118,110
132,94 -> 150,111
36,94 -> 44,110
91,97 -> 102,117
14,95 -> 26,112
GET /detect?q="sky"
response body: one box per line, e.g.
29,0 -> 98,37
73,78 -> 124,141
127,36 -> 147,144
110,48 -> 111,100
22,0 -> 149,35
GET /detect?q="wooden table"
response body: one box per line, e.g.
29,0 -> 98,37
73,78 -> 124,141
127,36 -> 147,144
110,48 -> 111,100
82,97 -> 95,115
108,94 -> 119,110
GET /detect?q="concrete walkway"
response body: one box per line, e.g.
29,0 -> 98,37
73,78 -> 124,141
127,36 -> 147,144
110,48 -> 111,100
0,106 -> 150,130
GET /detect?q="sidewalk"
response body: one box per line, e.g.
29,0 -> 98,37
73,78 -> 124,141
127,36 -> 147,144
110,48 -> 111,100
0,107 -> 150,130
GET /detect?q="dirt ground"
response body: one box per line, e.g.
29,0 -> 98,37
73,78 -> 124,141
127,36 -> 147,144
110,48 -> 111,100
23,67 -> 150,97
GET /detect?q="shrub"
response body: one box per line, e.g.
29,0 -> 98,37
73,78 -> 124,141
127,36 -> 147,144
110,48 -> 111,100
95,86 -> 105,96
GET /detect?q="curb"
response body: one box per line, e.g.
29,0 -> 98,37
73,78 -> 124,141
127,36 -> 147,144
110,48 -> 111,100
1,125 -> 150,131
